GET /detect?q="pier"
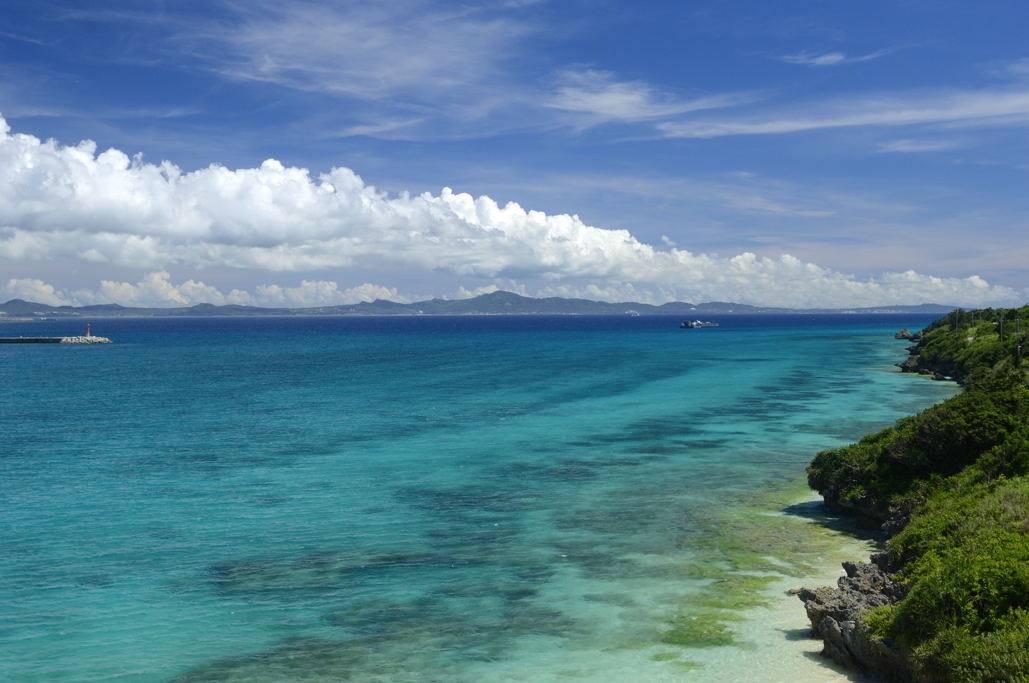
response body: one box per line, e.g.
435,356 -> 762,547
0,335 -> 112,343
0,324 -> 111,343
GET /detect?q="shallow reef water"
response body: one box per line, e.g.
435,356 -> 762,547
0,314 -> 957,681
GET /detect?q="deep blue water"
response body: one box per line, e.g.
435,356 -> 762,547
0,315 -> 957,681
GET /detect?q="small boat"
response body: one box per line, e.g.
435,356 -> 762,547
680,320 -> 719,328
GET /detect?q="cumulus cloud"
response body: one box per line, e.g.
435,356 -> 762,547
253,281 -> 401,307
0,117 -> 1023,308
1,272 -> 402,308
2,277 -> 70,306
452,284 -> 504,300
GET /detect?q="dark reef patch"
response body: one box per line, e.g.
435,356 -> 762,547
399,486 -> 541,516
208,549 -> 450,595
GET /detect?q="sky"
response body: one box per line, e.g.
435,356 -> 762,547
0,0 -> 1027,309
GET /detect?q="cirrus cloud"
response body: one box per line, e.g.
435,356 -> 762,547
777,49 -> 893,67
546,69 -> 759,127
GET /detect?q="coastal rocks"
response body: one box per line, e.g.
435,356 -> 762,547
895,327 -> 949,379
894,328 -> 922,341
897,354 -> 922,372
797,560 -> 914,681
895,329 -> 926,375
895,329 -> 953,381
896,349 -> 951,381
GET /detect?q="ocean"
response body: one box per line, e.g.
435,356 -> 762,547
0,314 -> 957,682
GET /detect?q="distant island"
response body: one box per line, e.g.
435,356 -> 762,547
0,290 -> 957,319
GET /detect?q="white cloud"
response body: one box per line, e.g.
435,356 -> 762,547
452,284 -> 503,300
328,118 -> 426,139
253,281 -> 401,307
547,69 -> 757,125
1,272 -> 402,308
777,49 -> 892,67
876,138 -> 961,153
0,117 -> 1023,308
2,278 -> 71,306
0,30 -> 54,47
197,1 -> 529,112
520,171 -> 841,218
1000,57 -> 1029,79
50,0 -> 545,142
537,281 -> 661,304
3,270 -> 1024,311
659,88 -> 1029,139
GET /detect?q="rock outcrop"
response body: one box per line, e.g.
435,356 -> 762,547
895,330 -> 951,380
796,556 -> 914,681
893,328 -> 922,342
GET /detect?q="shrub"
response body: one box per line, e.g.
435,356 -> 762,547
807,306 -> 1029,681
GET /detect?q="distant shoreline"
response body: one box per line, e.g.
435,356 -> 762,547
0,290 -> 957,320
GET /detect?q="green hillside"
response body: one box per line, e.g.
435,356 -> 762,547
807,305 -> 1029,681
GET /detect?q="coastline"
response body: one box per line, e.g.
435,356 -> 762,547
690,491 -> 880,683
793,330 -> 953,680
796,310 -> 1029,681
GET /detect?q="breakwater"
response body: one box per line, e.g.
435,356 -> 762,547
0,335 -> 111,343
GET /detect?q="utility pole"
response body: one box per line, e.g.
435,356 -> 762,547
1017,318 -> 1023,365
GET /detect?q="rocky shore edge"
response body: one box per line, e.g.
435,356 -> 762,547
794,554 -> 913,681
793,328 -> 950,682
893,327 -> 949,381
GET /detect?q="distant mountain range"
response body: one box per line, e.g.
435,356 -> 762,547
0,290 -> 957,319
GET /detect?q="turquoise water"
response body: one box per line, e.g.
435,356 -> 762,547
0,315 -> 956,681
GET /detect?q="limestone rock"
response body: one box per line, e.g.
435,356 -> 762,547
797,561 -> 916,681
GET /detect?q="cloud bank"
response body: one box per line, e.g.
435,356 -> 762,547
0,116 -> 1022,308
1,272 -> 400,308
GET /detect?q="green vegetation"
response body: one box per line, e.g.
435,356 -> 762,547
659,609 -> 744,648
652,479 -> 871,656
916,306 -> 1029,382
807,305 -> 1029,682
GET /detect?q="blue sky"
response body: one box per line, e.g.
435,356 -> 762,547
0,0 -> 1026,308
